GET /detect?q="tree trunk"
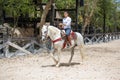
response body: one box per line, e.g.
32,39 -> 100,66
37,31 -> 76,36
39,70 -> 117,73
82,0 -> 98,34
39,0 -> 53,34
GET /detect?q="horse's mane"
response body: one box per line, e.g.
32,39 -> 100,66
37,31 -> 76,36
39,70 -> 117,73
48,26 -> 61,35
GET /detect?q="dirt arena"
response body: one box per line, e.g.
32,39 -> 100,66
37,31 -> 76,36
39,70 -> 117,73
0,40 -> 120,80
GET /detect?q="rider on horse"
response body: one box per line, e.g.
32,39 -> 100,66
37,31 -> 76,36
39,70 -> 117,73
59,12 -> 72,49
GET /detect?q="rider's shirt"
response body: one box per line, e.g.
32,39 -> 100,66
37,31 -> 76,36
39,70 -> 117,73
63,17 -> 71,29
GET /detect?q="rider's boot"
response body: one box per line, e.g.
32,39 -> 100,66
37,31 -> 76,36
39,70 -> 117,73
67,36 -> 72,47
62,36 -> 67,49
62,41 -> 67,49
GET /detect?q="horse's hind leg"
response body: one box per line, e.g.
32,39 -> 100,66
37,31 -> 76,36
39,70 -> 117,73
56,49 -> 61,67
79,44 -> 84,63
68,47 -> 75,65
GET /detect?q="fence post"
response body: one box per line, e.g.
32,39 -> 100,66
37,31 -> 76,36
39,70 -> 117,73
76,0 -> 79,32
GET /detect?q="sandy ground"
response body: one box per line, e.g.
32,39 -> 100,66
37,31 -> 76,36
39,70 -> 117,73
0,40 -> 120,80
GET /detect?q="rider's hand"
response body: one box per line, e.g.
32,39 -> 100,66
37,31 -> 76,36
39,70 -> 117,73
59,23 -> 64,28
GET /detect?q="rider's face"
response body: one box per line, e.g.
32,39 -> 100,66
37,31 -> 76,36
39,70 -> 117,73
64,12 -> 68,18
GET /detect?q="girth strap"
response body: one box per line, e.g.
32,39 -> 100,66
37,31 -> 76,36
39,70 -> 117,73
52,38 -> 62,43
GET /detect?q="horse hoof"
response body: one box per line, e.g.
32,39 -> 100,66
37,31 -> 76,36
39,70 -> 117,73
56,63 -> 60,67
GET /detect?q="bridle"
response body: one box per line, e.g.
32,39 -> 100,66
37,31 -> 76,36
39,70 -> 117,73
42,25 -> 62,44
42,25 -> 49,41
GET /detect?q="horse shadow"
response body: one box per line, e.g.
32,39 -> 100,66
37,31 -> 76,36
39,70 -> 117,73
41,62 -> 80,67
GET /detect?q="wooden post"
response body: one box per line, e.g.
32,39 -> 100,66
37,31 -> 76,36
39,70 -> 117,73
80,0 -> 84,7
114,2 -> 117,39
50,1 -> 55,25
1,1 -> 5,23
4,44 -> 9,57
76,0 -> 79,32
103,4 -> 106,42
29,40 -> 34,53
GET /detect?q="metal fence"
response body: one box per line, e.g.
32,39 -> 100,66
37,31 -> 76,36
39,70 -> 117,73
0,25 -> 120,58
84,32 -> 120,45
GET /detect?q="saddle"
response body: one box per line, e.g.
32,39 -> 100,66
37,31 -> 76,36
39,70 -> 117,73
61,30 -> 77,49
61,30 -> 77,40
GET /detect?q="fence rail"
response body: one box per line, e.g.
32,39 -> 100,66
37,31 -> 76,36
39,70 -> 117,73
84,32 -> 120,45
0,26 -> 120,58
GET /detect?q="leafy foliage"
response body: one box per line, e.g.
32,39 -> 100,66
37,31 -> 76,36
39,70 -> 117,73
1,0 -> 120,32
91,0 -> 120,32
3,0 -> 35,17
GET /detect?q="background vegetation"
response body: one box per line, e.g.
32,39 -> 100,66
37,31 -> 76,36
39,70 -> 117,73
0,0 -> 120,33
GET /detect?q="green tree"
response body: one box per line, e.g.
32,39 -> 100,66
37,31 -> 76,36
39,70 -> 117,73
3,0 -> 35,27
92,0 -> 120,32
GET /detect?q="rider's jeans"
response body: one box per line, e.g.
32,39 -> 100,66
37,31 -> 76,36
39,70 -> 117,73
65,28 -> 71,36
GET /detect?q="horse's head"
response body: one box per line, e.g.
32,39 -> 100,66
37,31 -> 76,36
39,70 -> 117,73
42,25 -> 61,41
41,25 -> 48,41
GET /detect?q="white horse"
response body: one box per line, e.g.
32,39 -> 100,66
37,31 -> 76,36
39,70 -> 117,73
41,25 -> 84,67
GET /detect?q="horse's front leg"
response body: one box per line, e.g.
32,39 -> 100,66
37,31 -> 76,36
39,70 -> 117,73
50,49 -> 58,65
56,49 -> 61,67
